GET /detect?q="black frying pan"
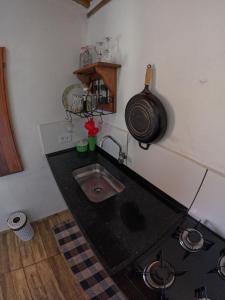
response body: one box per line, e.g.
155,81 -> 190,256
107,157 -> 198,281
125,65 -> 167,150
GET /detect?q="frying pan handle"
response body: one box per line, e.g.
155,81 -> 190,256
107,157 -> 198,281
145,64 -> 152,86
139,142 -> 151,150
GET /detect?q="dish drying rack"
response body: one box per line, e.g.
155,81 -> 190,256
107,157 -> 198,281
63,79 -> 114,120
66,62 -> 121,120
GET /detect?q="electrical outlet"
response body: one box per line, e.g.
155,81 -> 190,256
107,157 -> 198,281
58,133 -> 72,144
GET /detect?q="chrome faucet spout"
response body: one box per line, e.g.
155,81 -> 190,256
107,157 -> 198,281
99,135 -> 127,164
99,135 -> 122,152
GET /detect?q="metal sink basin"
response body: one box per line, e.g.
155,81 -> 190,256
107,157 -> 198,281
72,163 -> 125,203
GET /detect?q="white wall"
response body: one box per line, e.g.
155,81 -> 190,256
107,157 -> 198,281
87,0 -> 225,176
86,0 -> 225,236
0,0 -> 87,230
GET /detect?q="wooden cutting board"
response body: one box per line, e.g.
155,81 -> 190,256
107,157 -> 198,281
0,47 -> 23,176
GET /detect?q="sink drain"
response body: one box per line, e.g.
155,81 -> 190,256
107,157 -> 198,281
93,186 -> 103,193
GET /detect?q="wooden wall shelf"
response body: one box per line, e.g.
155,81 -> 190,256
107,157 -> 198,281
73,0 -> 112,18
73,62 -> 121,112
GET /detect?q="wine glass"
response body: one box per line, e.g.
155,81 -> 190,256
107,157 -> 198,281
102,37 -> 113,62
95,41 -> 104,62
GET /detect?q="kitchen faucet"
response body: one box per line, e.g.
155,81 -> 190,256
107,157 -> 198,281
99,135 -> 127,164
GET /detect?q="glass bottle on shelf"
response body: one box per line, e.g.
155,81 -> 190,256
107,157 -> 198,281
79,46 -> 92,67
95,41 -> 104,62
102,37 -> 113,63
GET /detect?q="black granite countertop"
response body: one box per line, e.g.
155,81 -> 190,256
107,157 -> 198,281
47,148 -> 186,275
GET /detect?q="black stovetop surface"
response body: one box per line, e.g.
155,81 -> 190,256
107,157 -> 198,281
126,215 -> 225,300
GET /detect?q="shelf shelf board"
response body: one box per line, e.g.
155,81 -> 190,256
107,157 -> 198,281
73,62 -> 121,76
73,62 -> 121,113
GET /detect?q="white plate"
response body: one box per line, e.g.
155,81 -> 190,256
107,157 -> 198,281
62,84 -> 83,113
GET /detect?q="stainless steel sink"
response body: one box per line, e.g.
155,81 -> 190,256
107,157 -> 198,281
72,163 -> 125,203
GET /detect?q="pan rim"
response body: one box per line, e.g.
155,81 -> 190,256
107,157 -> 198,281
125,93 -> 167,144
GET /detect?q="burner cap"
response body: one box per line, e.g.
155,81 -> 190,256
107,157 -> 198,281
179,228 -> 204,252
187,231 -> 202,244
218,255 -> 225,279
143,260 -> 175,289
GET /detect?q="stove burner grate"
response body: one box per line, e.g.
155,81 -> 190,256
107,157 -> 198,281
179,228 -> 204,253
218,253 -> 225,280
207,249 -> 225,281
143,260 -> 175,290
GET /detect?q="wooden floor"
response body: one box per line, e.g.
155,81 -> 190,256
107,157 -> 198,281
0,210 -> 87,300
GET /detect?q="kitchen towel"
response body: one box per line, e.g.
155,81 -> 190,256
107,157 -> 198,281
53,219 -> 127,300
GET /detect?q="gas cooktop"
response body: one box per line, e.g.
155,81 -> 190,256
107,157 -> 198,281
127,215 -> 225,300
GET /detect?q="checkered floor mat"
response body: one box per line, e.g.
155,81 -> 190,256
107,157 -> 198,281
53,219 -> 127,300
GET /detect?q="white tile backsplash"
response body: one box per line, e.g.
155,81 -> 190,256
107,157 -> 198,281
39,119 -> 128,156
127,137 -> 207,208
189,170 -> 225,239
38,119 -> 86,154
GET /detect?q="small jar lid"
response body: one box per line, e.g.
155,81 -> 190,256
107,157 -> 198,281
7,212 -> 27,230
